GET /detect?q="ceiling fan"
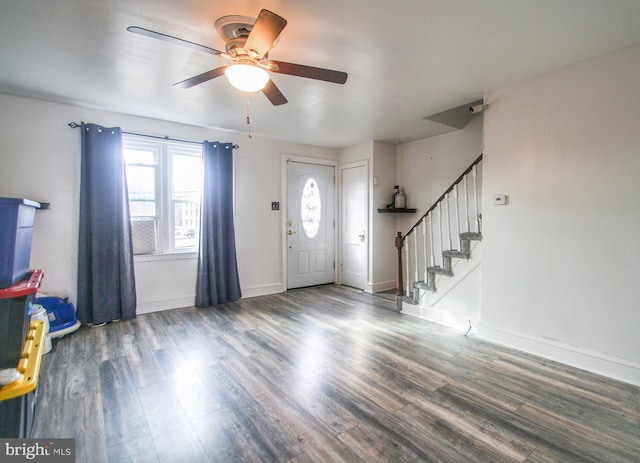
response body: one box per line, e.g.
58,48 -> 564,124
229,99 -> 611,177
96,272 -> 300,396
127,9 -> 348,106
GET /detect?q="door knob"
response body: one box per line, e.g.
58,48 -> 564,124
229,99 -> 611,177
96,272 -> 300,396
288,230 -> 296,235
358,231 -> 365,242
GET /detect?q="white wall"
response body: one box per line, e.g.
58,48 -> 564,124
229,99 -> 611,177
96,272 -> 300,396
236,136 -> 337,298
0,94 -> 338,311
339,141 -> 372,166
396,115 -> 483,234
481,43 -> 640,385
370,141 -> 397,292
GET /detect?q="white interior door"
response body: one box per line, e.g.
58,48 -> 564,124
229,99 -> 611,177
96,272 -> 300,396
340,163 -> 368,289
287,162 -> 335,289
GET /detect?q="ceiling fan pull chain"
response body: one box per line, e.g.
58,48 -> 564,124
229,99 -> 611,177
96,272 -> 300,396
246,95 -> 253,138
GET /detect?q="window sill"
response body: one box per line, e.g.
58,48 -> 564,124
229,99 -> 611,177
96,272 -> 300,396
134,251 -> 198,263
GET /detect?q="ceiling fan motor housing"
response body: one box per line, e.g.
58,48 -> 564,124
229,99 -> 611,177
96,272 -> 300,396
215,14 -> 278,60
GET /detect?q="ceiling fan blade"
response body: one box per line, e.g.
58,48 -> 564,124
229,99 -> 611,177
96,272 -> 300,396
127,26 -> 223,56
244,9 -> 287,59
262,80 -> 288,106
268,60 -> 348,84
174,67 -> 228,89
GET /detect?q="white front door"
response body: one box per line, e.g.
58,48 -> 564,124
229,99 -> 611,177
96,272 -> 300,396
287,162 -> 335,289
340,162 -> 368,289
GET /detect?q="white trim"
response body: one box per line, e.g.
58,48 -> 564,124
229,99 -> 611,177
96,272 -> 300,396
136,296 -> 195,314
477,324 -> 640,386
402,304 -> 475,333
135,282 -> 285,314
241,282 -> 285,298
365,279 -> 396,294
133,252 -> 197,263
282,154 -> 337,166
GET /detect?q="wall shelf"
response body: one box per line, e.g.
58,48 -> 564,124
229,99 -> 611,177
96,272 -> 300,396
377,208 -> 417,213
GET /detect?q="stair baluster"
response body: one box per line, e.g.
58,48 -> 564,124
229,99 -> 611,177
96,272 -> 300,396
395,232 -> 404,298
462,174 -> 471,233
405,236 -> 411,296
437,202 -> 444,268
473,164 -> 481,233
454,184 -> 461,250
429,213 -> 435,267
422,217 -> 428,284
446,192 -> 453,251
413,227 -> 419,293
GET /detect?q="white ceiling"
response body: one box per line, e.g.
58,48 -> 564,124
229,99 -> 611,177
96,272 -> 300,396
1,0 -> 639,149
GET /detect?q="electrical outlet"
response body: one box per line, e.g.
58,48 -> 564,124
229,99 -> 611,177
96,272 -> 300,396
271,201 -> 280,210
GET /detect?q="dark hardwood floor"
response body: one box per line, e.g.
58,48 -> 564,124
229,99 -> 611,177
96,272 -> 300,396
32,285 -> 639,462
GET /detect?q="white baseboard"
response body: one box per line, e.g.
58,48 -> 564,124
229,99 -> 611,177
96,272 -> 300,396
241,282 -> 285,298
402,304 -> 475,333
477,324 -> 640,387
364,280 -> 397,294
136,283 -> 285,314
136,295 -> 195,314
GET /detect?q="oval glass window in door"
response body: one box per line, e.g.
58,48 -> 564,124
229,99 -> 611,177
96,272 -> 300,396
301,177 -> 322,238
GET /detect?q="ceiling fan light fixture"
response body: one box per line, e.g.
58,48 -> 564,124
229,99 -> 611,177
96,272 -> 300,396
224,64 -> 270,92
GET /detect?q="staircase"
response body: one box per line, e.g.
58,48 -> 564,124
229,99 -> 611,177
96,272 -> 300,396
395,155 -> 483,311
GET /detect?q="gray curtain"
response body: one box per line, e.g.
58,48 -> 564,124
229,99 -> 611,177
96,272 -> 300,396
77,123 -> 136,324
195,141 -> 242,307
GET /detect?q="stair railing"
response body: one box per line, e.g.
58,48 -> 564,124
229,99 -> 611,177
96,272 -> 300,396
395,154 -> 483,301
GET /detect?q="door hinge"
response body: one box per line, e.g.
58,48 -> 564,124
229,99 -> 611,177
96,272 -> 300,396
333,261 -> 336,269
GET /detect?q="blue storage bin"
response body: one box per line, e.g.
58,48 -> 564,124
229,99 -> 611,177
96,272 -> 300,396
0,198 -> 40,289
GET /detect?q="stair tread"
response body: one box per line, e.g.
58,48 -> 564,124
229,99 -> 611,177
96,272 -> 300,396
427,266 -> 454,276
443,250 -> 468,258
460,232 -> 482,241
413,281 -> 432,290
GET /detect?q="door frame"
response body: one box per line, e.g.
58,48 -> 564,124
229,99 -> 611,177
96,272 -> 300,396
281,155 -> 338,291
338,160 -> 370,288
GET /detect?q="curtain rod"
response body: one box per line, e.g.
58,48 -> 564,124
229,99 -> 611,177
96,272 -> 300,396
68,122 -> 239,149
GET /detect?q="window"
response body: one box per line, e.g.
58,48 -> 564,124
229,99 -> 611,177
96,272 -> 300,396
123,135 -> 202,255
301,177 -> 322,239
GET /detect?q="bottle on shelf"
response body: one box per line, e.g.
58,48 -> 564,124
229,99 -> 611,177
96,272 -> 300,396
394,187 -> 406,209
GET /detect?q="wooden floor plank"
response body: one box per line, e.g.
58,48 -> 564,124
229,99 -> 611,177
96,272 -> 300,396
256,387 -> 367,463
99,358 -> 151,448
337,423 -> 423,463
516,402 -> 639,462
106,434 -> 160,463
31,285 -> 640,462
80,392 -> 108,463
